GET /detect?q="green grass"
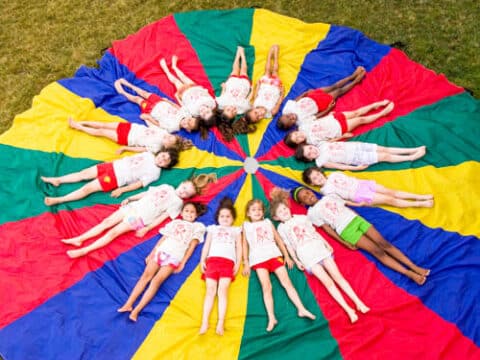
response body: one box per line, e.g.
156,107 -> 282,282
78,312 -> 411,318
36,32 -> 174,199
0,0 -> 478,134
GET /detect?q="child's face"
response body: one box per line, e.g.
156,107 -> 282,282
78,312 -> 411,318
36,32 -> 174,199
297,189 -> 318,206
249,107 -> 266,123
181,203 -> 198,222
163,134 -> 177,148
247,202 -> 264,222
223,105 -> 237,119
303,145 -> 320,161
155,152 -> 171,167
290,130 -> 306,144
274,203 -> 291,222
309,170 -> 326,186
218,208 -> 234,226
180,117 -> 198,132
280,113 -> 297,128
199,105 -> 213,120
176,181 -> 196,199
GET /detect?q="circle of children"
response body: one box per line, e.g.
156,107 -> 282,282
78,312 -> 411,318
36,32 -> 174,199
41,45 -> 433,334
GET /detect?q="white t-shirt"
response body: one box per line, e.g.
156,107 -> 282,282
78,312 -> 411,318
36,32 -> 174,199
121,184 -> 183,225
149,101 -> 182,133
113,152 -> 161,187
206,225 -> 241,263
283,97 -> 318,125
127,124 -> 169,154
300,114 -> 342,145
321,172 -> 360,201
157,220 -> 206,260
243,219 -> 282,266
181,86 -> 216,117
216,77 -> 251,114
277,215 -> 333,269
307,195 -> 357,234
253,83 -> 281,118
315,141 -> 378,167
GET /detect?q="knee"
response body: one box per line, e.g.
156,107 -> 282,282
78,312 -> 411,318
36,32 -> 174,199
206,284 -> 217,296
260,281 -> 272,294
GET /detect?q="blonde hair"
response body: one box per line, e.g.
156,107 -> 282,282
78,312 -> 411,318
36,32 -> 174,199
174,135 -> 194,151
245,198 -> 265,221
189,173 -> 217,195
269,187 -> 290,218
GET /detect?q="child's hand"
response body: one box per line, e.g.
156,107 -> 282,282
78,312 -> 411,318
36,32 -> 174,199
242,263 -> 251,277
174,262 -> 185,274
295,260 -> 305,271
121,198 -> 130,206
116,147 -> 126,155
285,257 -> 294,270
145,254 -> 152,264
200,260 -> 206,273
135,227 -> 149,238
233,263 -> 240,275
111,189 -> 123,198
354,164 -> 369,171
343,132 -> 354,138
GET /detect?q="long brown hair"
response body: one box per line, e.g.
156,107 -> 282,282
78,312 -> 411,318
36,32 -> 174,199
269,187 -> 290,218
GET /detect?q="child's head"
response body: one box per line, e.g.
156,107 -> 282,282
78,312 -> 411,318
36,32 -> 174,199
294,144 -> 318,162
181,201 -> 207,222
284,130 -> 306,148
269,187 -> 292,223
277,112 -> 298,130
221,105 -> 238,121
162,134 -> 193,152
198,114 -> 219,139
154,149 -> 179,168
292,186 -> 318,206
199,104 -> 216,121
215,197 -> 236,226
245,106 -> 267,124
245,199 -> 266,222
302,166 -> 326,186
176,173 -> 217,199
180,116 -> 199,132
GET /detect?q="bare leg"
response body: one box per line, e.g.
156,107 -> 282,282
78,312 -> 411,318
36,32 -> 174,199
365,227 -> 430,277
356,235 -> 426,285
375,184 -> 433,200
238,46 -> 248,77
230,46 -> 242,76
118,259 -> 160,313
114,79 -> 146,105
129,266 -> 175,321
371,193 -> 434,208
345,102 -> 395,130
62,209 -> 124,246
323,258 -> 370,314
377,147 -> 425,163
41,165 -> 98,186
68,118 -> 119,143
256,269 -> 278,332
321,66 -> 366,97
159,58 -> 184,89
376,145 -> 425,154
310,262 -> 358,323
200,278 -> 218,334
171,55 -> 196,86
66,221 -> 132,258
45,179 -> 103,206
274,266 -> 316,320
216,277 -> 232,335
343,100 -> 391,119
271,44 -> 280,77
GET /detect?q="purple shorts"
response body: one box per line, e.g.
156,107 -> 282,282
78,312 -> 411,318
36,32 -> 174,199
353,180 -> 377,204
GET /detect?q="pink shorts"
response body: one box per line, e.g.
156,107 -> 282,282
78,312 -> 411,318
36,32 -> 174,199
140,93 -> 162,114
251,257 -> 284,273
96,162 -> 119,191
116,122 -> 131,145
353,180 -> 377,204
259,75 -> 282,87
333,112 -> 348,134
307,89 -> 334,112
123,215 -> 145,231
202,257 -> 235,281
154,251 -> 180,269
230,74 -> 251,85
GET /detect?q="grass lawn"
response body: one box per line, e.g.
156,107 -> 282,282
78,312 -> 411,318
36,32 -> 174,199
0,0 -> 478,133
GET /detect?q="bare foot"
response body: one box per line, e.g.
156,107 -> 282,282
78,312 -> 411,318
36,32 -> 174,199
374,99 -> 390,108
199,323 -> 209,335
215,322 -> 225,336
346,310 -> 359,323
159,58 -> 167,70
171,55 -> 178,68
410,147 -> 426,161
68,117 -> 81,130
408,270 -> 427,285
266,318 -> 278,332
419,199 -> 434,208
356,303 -> 370,314
66,248 -> 88,258
117,305 -> 133,313
61,238 -> 83,247
412,266 -> 430,277
41,176 -> 61,187
114,79 -> 125,94
298,308 -> 316,320
379,102 -> 394,116
129,311 -> 139,322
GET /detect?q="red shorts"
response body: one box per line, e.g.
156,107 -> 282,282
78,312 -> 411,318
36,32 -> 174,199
259,74 -> 282,87
307,89 -> 334,112
230,74 -> 251,85
251,257 -> 284,273
116,122 -> 131,145
333,112 -> 348,133
202,257 -> 235,281
140,93 -> 162,114
96,162 -> 119,191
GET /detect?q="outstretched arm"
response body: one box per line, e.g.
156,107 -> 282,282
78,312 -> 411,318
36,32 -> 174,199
140,113 -> 159,127
175,239 -> 200,273
116,146 -> 147,155
111,180 -> 143,198
270,86 -> 285,116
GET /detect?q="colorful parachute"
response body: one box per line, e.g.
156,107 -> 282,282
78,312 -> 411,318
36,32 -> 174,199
1,8 -> 479,359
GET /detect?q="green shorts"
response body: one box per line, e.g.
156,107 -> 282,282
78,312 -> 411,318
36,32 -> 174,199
340,216 -> 372,246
